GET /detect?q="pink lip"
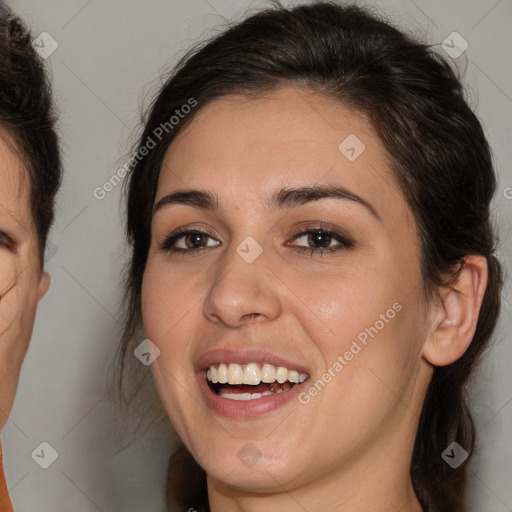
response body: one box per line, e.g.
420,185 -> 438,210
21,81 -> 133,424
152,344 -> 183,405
196,370 -> 309,419
194,348 -> 311,375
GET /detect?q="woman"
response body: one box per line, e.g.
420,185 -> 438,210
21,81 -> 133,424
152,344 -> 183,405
0,7 -> 62,510
116,2 -> 502,511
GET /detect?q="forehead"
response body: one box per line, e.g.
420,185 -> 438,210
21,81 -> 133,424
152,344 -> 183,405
157,86 -> 407,224
0,130 -> 32,235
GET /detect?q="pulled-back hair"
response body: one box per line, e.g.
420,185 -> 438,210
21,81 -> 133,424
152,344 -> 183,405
0,3 -> 61,260
117,2 -> 503,510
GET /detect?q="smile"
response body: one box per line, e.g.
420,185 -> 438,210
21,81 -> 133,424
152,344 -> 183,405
197,369 -> 311,418
206,362 -> 309,401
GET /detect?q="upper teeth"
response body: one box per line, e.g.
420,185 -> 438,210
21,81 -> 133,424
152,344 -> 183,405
206,363 -> 308,385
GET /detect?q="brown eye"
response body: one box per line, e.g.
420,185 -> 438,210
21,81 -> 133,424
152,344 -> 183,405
288,227 -> 354,256
159,224 -> 354,258
160,229 -> 220,253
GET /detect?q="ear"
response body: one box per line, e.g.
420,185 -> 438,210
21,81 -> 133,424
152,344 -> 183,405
422,255 -> 488,367
37,271 -> 51,301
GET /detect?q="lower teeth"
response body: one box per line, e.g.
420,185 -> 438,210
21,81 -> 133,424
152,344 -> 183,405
219,388 -> 290,401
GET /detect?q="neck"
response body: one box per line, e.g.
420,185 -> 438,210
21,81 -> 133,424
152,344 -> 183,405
207,465 -> 423,512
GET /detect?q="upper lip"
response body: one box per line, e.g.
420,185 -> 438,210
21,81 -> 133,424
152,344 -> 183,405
194,348 -> 311,375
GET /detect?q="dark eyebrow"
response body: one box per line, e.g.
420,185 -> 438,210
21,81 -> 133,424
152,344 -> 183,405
153,184 -> 381,222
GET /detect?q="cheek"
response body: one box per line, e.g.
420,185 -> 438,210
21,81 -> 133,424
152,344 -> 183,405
0,263 -> 38,354
0,264 -> 40,426
298,262 -> 404,353
303,255 -> 424,398
0,257 -> 20,337
141,251 -> 212,339
141,258 -> 196,376
141,259 -> 205,442
141,259 -> 181,338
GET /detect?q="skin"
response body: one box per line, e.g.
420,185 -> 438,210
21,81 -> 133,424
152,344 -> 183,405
141,86 -> 487,512
0,132 -> 49,432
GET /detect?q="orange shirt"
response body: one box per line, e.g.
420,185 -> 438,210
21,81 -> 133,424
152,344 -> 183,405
0,441 -> 14,512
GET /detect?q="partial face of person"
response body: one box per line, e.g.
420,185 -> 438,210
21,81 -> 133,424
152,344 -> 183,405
0,132 -> 49,430
141,87 -> 434,492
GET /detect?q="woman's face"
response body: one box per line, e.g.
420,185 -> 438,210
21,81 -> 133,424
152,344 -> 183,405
142,87 -> 434,493
0,133 -> 49,430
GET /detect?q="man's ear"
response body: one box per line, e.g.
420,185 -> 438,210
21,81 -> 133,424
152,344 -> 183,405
37,271 -> 50,301
422,255 -> 488,367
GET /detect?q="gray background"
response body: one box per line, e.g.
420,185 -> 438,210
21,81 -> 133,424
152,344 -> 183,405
2,0 -> 511,510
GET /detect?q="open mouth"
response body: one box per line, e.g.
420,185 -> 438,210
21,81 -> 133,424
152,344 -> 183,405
206,362 -> 309,401
208,380 -> 299,400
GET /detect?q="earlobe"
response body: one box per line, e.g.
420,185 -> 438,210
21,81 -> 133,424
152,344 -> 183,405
422,255 -> 488,367
37,271 -> 51,301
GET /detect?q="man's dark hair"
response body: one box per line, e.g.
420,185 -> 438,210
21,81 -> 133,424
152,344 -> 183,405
0,3 -> 62,261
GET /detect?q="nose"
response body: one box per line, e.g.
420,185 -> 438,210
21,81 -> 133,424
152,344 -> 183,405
203,242 -> 282,328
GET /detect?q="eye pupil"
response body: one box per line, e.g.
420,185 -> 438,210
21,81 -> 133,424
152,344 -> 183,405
188,233 -> 206,248
309,231 -> 330,248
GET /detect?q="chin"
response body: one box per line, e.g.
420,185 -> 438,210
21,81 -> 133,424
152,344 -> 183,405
192,437 -> 309,492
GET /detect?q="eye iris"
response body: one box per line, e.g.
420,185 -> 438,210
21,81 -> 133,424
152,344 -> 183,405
187,232 -> 207,248
309,231 -> 331,248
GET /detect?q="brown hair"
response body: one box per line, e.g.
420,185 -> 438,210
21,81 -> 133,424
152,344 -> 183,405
0,4 -> 62,261
116,2 -> 503,511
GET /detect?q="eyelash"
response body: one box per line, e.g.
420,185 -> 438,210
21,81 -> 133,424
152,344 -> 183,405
159,222 -> 354,257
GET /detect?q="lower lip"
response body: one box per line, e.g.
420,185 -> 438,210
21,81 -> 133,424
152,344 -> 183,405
196,372 -> 308,419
